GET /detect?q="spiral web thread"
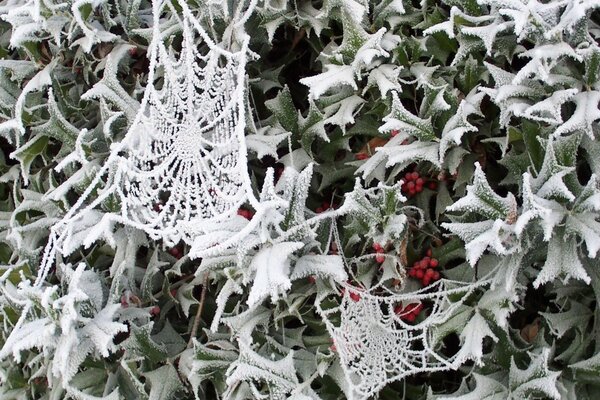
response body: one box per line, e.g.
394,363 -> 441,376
28,0 -> 266,287
317,225 -> 492,400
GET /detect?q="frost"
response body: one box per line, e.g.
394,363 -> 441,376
553,91 -> 600,139
452,310 -> 498,367
246,242 -> 305,307
300,64 -> 357,100
317,278 -> 490,400
290,254 -> 347,282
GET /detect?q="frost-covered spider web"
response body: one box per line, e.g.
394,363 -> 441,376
317,227 -> 491,400
34,0 -> 264,282
116,5 -> 249,242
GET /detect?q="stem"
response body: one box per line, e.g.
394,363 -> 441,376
187,272 -> 209,348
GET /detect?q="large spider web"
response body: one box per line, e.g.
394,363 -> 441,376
33,0 -> 264,283
316,242 -> 492,400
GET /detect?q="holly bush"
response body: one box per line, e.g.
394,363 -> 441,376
1,0 -> 600,399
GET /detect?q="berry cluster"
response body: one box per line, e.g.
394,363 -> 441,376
341,285 -> 362,302
316,200 -> 337,213
408,249 -> 441,286
168,245 -> 183,259
394,302 -> 424,323
237,208 -> 255,220
401,171 -> 438,197
373,243 -> 386,264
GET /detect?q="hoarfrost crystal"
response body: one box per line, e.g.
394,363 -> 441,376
38,0 -> 261,278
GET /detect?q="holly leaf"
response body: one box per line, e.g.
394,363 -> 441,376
246,242 -> 305,307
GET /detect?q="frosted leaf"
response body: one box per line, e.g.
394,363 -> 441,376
145,364 -> 183,400
451,310 -> 498,367
508,349 -> 561,400
446,163 -> 516,220
246,127 -> 290,159
290,254 -> 347,282
553,91 -> 600,139
0,263 -> 126,388
225,339 -> 299,399
246,242 -> 304,307
531,138 -> 576,201
515,88 -> 578,125
514,43 -> 582,84
515,173 -> 564,240
317,278 -> 489,400
545,0 -> 600,38
323,95 -> 366,134
71,0 -> 118,52
350,28 -> 390,72
300,64 -> 357,100
380,92 -> 436,141
565,212 -> 600,259
211,278 -> 244,332
81,44 -> 140,122
437,373 -> 507,400
442,220 -> 516,266
364,64 -> 403,97
377,140 -> 441,169
533,229 -> 590,288
540,301 -> 592,339
439,90 -> 485,161
4,62 -> 53,150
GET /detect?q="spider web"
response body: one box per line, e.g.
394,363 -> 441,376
317,224 -> 492,400
32,0 -> 265,285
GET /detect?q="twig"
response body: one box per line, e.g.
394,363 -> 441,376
187,272 -> 209,348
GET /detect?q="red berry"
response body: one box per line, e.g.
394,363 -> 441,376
376,254 -> 385,263
429,258 -> 439,268
150,306 -> 160,316
428,181 -> 437,190
425,268 -> 435,277
433,271 -> 440,280
419,259 -> 429,269
316,207 -> 324,213
413,303 -> 424,315
416,178 -> 424,186
411,172 -> 419,180
169,247 -> 181,258
349,291 -> 361,302
415,184 -> 423,193
407,181 -> 415,190
356,153 -> 368,160
408,268 -> 417,277
373,243 -> 383,252
128,47 -> 137,56
415,269 -> 424,279
408,188 -> 416,196
405,313 -> 416,322
405,173 -> 413,181
423,276 -> 431,286
426,249 -> 432,257
391,129 -> 399,137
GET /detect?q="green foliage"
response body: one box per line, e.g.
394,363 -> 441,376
1,0 -> 600,399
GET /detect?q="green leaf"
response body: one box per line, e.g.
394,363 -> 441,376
145,365 -> 183,400
265,86 -> 298,133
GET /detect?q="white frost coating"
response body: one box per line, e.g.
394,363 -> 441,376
35,0 -> 271,283
316,277 -> 490,400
